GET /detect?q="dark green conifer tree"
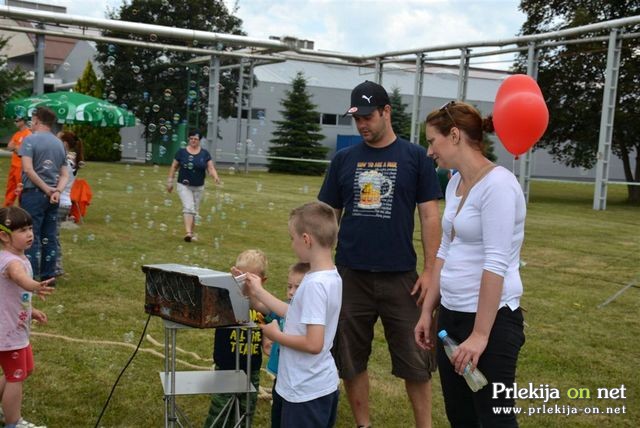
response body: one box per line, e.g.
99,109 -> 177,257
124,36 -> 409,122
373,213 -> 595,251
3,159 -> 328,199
268,72 -> 328,175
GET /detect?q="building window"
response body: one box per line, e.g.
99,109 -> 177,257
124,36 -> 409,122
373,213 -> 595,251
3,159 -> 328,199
231,108 -> 266,120
321,113 -> 337,125
337,115 -> 352,126
253,109 -> 266,120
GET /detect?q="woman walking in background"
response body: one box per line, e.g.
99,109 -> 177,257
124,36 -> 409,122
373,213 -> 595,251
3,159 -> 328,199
166,130 -> 220,242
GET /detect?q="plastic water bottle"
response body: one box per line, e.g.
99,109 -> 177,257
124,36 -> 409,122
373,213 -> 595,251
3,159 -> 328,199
438,330 -> 488,392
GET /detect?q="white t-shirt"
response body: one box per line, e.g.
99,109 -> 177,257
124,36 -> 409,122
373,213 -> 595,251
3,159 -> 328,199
438,166 -> 526,312
275,268 -> 342,403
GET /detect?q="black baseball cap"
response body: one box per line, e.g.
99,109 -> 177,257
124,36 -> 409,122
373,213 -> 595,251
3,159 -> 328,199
14,116 -> 26,122
345,80 -> 390,116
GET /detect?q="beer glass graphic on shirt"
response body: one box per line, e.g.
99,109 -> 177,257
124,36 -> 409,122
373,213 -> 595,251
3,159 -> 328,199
357,170 -> 392,209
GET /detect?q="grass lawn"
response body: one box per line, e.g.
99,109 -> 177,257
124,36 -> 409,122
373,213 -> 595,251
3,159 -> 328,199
0,157 -> 638,427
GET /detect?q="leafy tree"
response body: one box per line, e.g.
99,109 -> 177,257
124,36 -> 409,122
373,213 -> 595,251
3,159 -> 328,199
389,87 -> 412,141
268,72 -> 328,175
95,0 -> 248,159
515,0 -> 640,203
0,36 -> 28,136
67,61 -> 121,161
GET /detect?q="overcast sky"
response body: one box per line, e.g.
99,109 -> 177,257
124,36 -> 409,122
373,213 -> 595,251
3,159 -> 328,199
41,0 -> 527,69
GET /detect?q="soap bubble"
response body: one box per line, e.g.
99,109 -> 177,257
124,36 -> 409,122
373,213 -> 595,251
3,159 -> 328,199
123,331 -> 134,343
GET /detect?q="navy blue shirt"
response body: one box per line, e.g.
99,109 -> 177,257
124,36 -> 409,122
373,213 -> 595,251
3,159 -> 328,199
318,138 -> 441,272
174,148 -> 212,187
213,309 -> 263,372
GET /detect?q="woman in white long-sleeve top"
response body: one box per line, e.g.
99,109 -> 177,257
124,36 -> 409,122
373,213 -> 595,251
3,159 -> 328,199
414,101 -> 526,428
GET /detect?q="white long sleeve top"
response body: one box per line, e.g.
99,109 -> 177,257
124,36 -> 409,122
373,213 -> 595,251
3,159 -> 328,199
438,166 -> 526,312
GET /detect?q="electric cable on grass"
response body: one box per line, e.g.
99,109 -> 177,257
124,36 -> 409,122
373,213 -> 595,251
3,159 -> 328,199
94,313 -> 152,428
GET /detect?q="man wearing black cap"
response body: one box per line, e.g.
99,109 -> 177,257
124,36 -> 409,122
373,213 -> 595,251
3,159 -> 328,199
3,116 -> 31,207
318,81 -> 442,427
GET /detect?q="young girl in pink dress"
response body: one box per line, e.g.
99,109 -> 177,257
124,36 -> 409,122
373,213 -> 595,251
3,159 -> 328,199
0,207 -> 55,428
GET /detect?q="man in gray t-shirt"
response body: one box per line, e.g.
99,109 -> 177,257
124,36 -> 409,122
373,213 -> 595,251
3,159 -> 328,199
18,106 -> 68,281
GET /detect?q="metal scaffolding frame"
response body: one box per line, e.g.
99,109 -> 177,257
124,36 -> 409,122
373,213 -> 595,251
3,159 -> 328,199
1,5 -> 639,209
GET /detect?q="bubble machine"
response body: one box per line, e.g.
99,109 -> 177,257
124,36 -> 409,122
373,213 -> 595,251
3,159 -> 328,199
142,263 -> 250,328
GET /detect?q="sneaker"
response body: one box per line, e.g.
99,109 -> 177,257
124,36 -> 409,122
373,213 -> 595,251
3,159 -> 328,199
184,233 -> 192,242
15,418 -> 47,428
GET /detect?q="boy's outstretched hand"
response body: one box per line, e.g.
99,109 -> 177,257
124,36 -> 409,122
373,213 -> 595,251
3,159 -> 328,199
260,319 -> 280,340
243,272 -> 264,298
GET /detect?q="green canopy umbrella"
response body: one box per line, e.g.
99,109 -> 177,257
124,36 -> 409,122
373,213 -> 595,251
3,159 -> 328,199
4,91 -> 136,128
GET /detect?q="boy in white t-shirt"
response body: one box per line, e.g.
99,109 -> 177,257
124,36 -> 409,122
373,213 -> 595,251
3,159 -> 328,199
244,201 -> 342,428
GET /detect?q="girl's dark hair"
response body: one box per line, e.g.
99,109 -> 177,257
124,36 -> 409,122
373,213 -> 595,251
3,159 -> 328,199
0,206 -> 33,233
188,129 -> 202,139
425,101 -> 495,153
58,131 -> 85,174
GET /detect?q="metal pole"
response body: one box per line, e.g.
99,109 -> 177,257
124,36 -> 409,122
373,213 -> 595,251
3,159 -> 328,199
593,29 -> 622,210
33,25 -> 45,95
244,61 -> 255,173
235,60 -> 245,161
518,42 -> 539,203
374,58 -> 383,84
456,48 -> 470,101
409,54 -> 425,144
207,56 -> 220,162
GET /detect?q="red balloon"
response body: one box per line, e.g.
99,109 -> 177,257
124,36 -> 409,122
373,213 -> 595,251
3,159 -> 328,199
496,74 -> 543,99
493,74 -> 549,156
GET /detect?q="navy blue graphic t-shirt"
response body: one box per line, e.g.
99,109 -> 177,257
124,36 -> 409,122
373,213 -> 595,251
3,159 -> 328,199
318,138 -> 441,272
213,309 -> 263,373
